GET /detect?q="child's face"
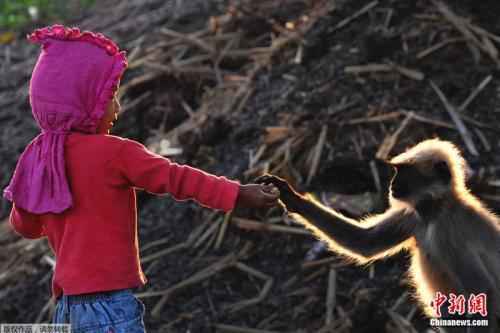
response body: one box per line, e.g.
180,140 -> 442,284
97,93 -> 121,134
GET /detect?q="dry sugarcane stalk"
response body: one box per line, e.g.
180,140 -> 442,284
325,265 -> 337,325
346,111 -> 402,125
406,305 -> 418,321
391,291 -> 409,311
269,140 -> 292,174
487,180 -> 500,187
416,37 -> 465,59
225,262 -> 274,313
37,270 -> 52,286
458,75 -> 493,112
460,114 -> 500,132
323,192 -> 371,217
196,220 -> 221,258
369,264 -> 375,279
190,213 -> 222,255
144,260 -> 160,275
246,133 -> 304,177
386,309 -> 419,333
303,266 -> 327,283
140,236 -> 171,253
281,274 -> 299,291
318,322 -> 338,333
205,288 -> 218,318
160,28 -> 216,55
430,80 -> 479,156
35,297 -> 53,323
214,324 -> 280,333
151,253 -> 238,317
146,30 -> 209,53
141,242 -> 187,264
345,63 -> 424,81
391,64 -> 425,81
232,217 -> 310,236
159,309 -> 204,331
42,254 -> 55,269
285,286 -> 315,297
403,110 -> 455,129
143,61 -> 218,77
214,211 -> 232,250
301,257 -> 346,269
120,91 -> 152,114
332,1 -> 378,32
165,105 -> 210,144
264,127 -> 290,145
256,312 -> 280,330
467,22 -> 500,45
233,85 -> 255,115
474,128 -> 491,152
351,135 -> 364,160
369,160 -> 382,193
127,49 -> 161,70
479,194 -> 500,203
336,305 -> 353,331
376,112 -> 413,160
193,218 -> 221,249
158,316 -> 187,331
248,144 -> 267,169
174,54 -> 214,68
433,0 -> 500,67
289,295 -> 318,319
187,216 -> 215,245
306,125 -> 328,185
119,72 -> 161,96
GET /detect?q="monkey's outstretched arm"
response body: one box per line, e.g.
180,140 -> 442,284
288,192 -> 418,260
256,174 -> 418,263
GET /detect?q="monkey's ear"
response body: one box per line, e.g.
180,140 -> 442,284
435,161 -> 451,183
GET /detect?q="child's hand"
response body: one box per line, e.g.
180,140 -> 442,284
254,174 -> 302,213
236,184 -> 280,209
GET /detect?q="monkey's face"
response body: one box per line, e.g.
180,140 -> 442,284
389,160 -> 451,201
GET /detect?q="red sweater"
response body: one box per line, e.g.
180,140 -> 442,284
9,133 -> 240,300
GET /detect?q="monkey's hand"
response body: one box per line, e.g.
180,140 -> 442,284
254,174 -> 302,213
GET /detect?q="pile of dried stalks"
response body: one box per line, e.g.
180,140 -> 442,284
1,0 -> 499,332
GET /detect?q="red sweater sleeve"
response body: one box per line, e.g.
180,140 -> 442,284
9,204 -> 45,239
113,139 -> 240,212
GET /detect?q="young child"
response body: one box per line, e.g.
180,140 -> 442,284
3,25 -> 279,333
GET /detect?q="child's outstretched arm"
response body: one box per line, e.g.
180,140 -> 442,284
9,203 -> 45,239
235,183 -> 280,209
112,139 -> 279,211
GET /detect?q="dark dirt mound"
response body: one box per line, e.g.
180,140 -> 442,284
1,0 -> 499,332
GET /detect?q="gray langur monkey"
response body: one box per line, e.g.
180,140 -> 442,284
257,139 -> 500,333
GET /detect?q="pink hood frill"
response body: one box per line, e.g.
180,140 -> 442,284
3,25 -> 127,214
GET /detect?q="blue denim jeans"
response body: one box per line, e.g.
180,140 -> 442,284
52,288 -> 146,333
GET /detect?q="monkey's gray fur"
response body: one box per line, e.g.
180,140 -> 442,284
257,139 -> 500,333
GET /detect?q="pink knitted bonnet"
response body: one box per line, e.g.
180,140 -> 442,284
3,25 -> 127,214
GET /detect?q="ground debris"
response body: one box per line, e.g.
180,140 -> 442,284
1,0 -> 499,332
